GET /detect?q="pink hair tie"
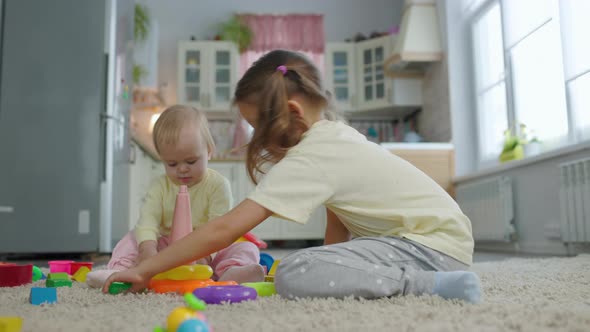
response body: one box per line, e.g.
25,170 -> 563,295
276,65 -> 287,75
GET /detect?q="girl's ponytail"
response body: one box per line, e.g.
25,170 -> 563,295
234,50 -> 330,184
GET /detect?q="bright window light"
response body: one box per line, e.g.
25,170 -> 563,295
510,21 -> 568,143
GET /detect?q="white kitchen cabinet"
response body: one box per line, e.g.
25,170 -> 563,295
209,161 -> 326,240
326,36 -> 423,112
177,41 -> 239,112
354,35 -> 423,111
128,143 -> 164,230
356,35 -> 392,109
325,43 -> 357,111
206,161 -> 239,204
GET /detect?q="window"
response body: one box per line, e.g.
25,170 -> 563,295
510,19 -> 568,145
470,0 -> 590,165
559,0 -> 590,141
472,2 -> 508,160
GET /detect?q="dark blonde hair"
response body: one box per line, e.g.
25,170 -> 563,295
234,50 -> 332,184
152,104 -> 215,156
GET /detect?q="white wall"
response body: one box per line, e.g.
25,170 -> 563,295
137,0 -> 404,104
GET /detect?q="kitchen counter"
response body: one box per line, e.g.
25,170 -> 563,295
380,142 -> 454,150
381,142 -> 455,195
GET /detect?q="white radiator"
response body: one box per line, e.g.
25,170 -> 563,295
456,176 -> 515,241
559,158 -> 590,243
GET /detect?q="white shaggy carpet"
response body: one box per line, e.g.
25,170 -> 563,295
1,255 -> 589,332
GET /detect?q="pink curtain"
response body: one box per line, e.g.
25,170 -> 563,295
231,14 -> 325,156
239,14 -> 324,53
238,14 -> 325,75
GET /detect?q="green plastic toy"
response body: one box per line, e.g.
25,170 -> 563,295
109,282 -> 132,295
32,266 -> 44,282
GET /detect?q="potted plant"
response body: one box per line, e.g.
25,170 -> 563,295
499,129 -> 524,163
218,15 -> 253,53
133,4 -> 151,86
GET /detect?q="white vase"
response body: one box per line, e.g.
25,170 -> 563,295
524,142 -> 542,157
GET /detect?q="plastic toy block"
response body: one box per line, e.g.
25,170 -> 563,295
0,316 -> 23,332
264,275 -> 274,282
70,262 -> 93,275
242,282 -> 276,297
29,287 -> 57,305
109,282 -> 132,294
268,259 -> 280,276
48,260 -> 73,274
72,266 -> 90,283
47,272 -> 69,280
31,266 -> 44,282
152,264 -> 213,281
149,279 -> 237,294
259,253 -> 274,274
0,264 -> 32,287
46,279 -> 72,288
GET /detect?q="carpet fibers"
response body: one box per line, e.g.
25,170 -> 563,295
1,255 -> 589,332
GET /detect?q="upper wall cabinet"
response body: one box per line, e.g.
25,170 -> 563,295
177,41 -> 239,112
355,35 -> 392,110
325,43 -> 357,111
325,35 -> 423,112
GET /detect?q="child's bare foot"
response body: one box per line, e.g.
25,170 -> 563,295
218,264 -> 265,283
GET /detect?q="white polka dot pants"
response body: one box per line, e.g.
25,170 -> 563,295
275,237 -> 467,299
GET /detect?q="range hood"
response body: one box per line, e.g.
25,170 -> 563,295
384,0 -> 443,77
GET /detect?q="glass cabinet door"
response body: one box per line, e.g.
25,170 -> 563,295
212,49 -> 231,106
209,43 -> 237,110
362,46 -> 385,102
178,41 -> 238,111
325,43 -> 356,111
183,49 -> 202,105
356,35 -> 393,109
332,51 -> 350,103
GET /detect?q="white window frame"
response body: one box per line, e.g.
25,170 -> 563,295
468,0 -> 589,168
469,0 -> 511,166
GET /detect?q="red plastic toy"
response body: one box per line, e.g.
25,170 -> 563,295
243,232 -> 268,249
0,264 -> 33,287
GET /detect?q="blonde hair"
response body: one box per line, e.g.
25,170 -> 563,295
152,105 -> 215,155
234,50 -> 335,184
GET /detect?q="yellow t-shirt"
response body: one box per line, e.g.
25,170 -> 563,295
248,120 -> 474,265
134,168 -> 232,244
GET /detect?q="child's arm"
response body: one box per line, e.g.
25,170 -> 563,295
137,240 -> 158,265
102,199 -> 272,293
134,178 -> 165,261
323,208 -> 351,245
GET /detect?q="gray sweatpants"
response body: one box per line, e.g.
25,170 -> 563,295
275,236 -> 468,299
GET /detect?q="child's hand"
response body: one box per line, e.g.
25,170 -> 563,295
102,268 -> 148,294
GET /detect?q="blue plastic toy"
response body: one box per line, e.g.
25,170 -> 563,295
259,253 -> 274,274
29,287 -> 57,305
